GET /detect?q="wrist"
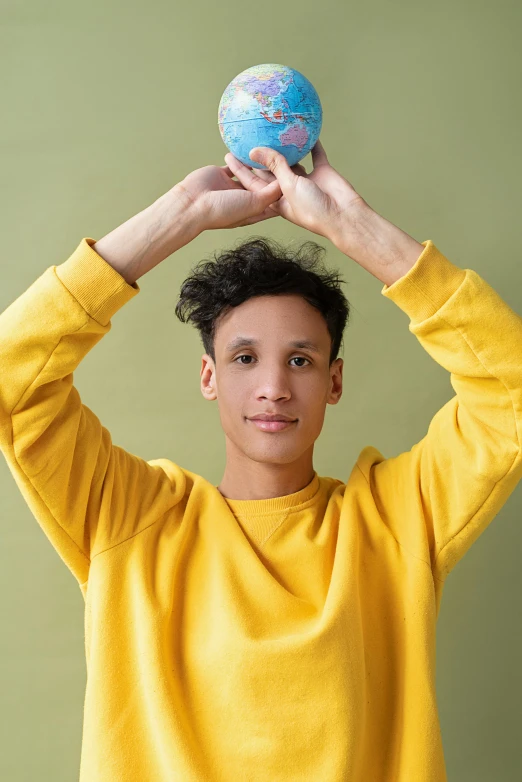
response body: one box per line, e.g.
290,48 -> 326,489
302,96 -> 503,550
327,197 -> 373,254
93,187 -> 201,285
330,202 -> 424,285
154,184 -> 203,247
135,185 -> 202,272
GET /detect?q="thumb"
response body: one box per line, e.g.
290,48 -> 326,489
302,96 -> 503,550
249,147 -> 297,191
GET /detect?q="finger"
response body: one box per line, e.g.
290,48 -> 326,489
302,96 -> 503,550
248,147 -> 298,191
228,161 -> 283,207
255,178 -> 283,207
219,165 -> 235,177
311,140 -> 329,168
223,153 -> 252,169
254,163 -> 305,177
218,165 -> 248,188
250,168 -> 276,183
253,163 -> 305,182
225,153 -> 269,191
225,155 -> 304,184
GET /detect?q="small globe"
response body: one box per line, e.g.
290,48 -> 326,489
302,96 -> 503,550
218,63 -> 322,170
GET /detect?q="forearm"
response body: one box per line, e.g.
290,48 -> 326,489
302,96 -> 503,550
93,186 -> 201,285
332,203 -> 425,287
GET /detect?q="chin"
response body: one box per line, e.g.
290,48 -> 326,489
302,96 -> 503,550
243,444 -> 305,465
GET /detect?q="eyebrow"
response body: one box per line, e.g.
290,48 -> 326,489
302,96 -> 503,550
224,337 -> 322,355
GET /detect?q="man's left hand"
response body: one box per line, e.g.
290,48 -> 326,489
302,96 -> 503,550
224,141 -> 370,249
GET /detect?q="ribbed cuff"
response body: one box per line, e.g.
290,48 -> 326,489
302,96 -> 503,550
55,237 -> 140,326
381,240 -> 468,324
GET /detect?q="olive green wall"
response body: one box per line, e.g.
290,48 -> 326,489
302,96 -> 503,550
1,0 -> 521,779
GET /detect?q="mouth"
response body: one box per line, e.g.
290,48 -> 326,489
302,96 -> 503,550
247,418 -> 297,432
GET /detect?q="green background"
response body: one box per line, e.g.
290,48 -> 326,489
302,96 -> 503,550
1,0 -> 521,779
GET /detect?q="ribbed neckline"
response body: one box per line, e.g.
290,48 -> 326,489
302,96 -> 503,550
218,470 -> 320,516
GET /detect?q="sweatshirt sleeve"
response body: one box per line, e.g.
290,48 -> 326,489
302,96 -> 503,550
0,237 -> 186,587
355,240 -> 522,583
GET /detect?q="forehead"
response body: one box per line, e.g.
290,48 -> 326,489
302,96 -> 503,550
215,295 -> 330,351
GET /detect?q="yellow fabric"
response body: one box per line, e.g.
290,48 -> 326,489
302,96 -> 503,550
1,236 -> 521,781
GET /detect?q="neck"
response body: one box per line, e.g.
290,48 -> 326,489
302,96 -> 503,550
217,445 -> 315,501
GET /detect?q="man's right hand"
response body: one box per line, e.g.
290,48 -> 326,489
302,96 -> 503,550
92,159 -> 286,286
176,162 -> 284,231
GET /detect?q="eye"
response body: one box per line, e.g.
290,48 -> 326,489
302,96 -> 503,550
289,356 -> 311,367
234,355 -> 311,367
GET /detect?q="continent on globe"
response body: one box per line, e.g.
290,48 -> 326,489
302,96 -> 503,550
218,63 -> 323,170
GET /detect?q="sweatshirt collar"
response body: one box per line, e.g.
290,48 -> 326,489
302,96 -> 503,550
218,470 -> 320,516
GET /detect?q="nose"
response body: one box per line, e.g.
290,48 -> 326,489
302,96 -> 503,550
254,368 -> 292,402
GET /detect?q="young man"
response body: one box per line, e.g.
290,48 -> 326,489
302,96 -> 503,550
1,141 -> 521,781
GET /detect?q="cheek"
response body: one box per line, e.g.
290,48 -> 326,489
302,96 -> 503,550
303,379 -> 329,404
216,377 -> 248,414
221,371 -> 253,392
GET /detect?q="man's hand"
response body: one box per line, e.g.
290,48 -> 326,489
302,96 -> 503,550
225,141 -> 370,248
225,141 -> 425,285
176,163 -> 283,231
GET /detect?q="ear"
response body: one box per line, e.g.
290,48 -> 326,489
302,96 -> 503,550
200,354 -> 217,401
327,357 -> 343,405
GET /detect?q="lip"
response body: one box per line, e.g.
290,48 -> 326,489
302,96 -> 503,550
247,418 -> 296,432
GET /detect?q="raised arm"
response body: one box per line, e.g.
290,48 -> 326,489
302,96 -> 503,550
0,161 -> 285,587
232,141 -> 522,586
0,189 -> 199,586
359,241 -> 522,585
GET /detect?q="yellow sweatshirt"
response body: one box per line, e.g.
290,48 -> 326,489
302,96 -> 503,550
1,236 -> 521,782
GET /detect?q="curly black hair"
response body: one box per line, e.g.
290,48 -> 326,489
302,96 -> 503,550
174,236 -> 351,366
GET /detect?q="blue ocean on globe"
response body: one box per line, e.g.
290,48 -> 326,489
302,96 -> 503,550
218,63 -> 323,170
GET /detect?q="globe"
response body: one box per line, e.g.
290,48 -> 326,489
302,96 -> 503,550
218,63 -> 323,171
